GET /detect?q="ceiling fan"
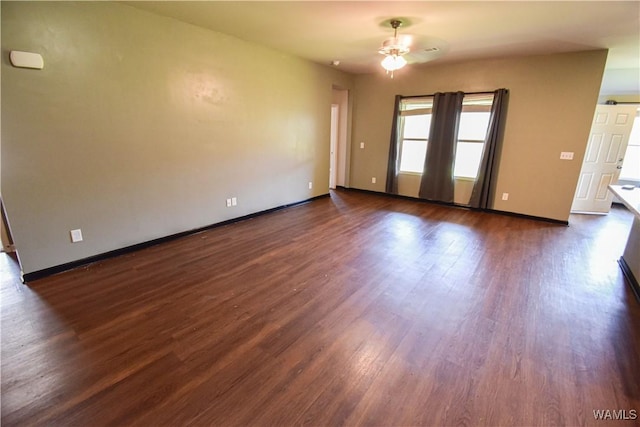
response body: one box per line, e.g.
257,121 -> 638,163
378,19 -> 442,78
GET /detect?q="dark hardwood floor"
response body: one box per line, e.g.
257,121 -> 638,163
2,189 -> 639,426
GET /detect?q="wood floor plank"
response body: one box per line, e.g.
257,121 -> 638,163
2,189 -> 639,426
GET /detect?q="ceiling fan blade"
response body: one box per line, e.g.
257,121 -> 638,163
397,34 -> 413,48
405,46 -> 446,64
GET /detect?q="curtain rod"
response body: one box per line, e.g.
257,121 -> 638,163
398,90 -> 505,100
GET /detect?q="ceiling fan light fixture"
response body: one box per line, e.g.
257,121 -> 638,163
379,19 -> 409,78
381,54 -> 407,71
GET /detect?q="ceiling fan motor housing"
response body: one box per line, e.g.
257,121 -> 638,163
379,38 -> 410,56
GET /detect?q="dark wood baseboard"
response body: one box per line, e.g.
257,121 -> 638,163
486,208 -> 569,226
619,256 -> 640,302
22,194 -> 330,283
337,187 -> 468,209
341,187 -> 569,225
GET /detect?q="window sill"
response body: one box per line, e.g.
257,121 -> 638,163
398,172 -> 477,182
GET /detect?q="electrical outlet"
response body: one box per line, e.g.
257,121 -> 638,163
70,229 -> 83,243
502,193 -> 509,201
560,152 -> 574,160
360,142 -> 365,149
226,198 -> 232,207
372,177 -> 377,184
231,197 -> 237,206
308,181 -> 313,189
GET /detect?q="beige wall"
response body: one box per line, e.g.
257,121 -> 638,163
350,50 -> 608,221
397,175 -> 474,206
1,1 -> 353,274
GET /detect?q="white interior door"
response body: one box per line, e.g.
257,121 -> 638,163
571,104 -> 636,213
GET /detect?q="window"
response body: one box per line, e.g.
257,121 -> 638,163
619,108 -> 640,181
399,114 -> 432,172
455,140 -> 485,178
397,94 -> 493,179
454,95 -> 494,178
398,97 -> 433,173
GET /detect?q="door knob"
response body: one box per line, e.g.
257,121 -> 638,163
617,166 -> 622,169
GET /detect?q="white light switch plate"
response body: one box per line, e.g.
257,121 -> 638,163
560,152 -> 574,160
10,51 -> 44,69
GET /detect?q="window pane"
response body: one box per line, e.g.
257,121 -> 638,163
620,145 -> 640,180
454,142 -> 484,178
629,110 -> 640,147
458,112 -> 490,141
400,140 -> 427,173
403,114 -> 431,139
620,110 -> 640,180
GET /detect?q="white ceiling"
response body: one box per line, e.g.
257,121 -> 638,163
127,1 -> 640,95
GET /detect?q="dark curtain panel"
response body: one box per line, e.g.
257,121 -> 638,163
418,91 -> 464,203
468,89 -> 509,209
385,95 -> 403,194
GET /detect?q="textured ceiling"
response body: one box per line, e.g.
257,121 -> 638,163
126,1 -> 640,95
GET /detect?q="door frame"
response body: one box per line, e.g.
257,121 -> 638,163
329,104 -> 339,189
571,104 -> 637,214
331,87 -> 350,188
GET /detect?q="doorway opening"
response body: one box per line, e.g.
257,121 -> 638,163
330,87 -> 349,189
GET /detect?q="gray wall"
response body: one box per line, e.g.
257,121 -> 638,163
1,1 -> 353,274
350,50 -> 608,222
